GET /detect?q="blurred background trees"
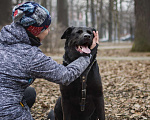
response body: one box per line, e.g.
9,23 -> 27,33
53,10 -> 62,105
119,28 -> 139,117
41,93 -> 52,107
57,0 -> 68,28
0,0 -> 149,52
0,0 -> 12,25
131,0 -> 150,52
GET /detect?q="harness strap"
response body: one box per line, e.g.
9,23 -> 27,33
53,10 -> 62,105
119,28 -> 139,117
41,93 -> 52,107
63,58 -> 96,111
80,59 -> 96,111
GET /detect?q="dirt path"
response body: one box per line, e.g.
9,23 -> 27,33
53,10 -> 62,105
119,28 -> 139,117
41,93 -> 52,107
49,42 -> 150,60
50,56 -> 150,61
99,45 -> 132,49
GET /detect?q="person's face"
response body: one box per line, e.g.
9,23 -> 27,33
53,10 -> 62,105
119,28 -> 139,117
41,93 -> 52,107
36,28 -> 50,41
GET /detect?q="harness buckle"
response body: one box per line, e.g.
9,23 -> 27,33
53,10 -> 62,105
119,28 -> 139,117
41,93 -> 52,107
82,89 -> 86,98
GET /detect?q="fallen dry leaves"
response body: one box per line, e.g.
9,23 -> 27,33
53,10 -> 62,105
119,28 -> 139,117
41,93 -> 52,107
31,46 -> 150,120
99,60 -> 150,120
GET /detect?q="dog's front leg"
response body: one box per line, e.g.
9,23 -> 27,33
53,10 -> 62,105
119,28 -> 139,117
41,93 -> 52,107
93,96 -> 105,120
61,97 -> 72,120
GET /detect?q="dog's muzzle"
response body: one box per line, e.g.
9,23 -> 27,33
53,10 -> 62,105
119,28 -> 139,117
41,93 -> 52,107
75,33 -> 92,54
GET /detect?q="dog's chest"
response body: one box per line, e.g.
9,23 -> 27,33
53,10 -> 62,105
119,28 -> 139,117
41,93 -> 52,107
60,74 -> 95,99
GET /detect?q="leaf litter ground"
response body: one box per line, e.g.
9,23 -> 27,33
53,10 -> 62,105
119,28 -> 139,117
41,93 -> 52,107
31,43 -> 150,120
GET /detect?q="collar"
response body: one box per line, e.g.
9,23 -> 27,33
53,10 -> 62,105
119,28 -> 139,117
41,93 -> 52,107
26,30 -> 41,47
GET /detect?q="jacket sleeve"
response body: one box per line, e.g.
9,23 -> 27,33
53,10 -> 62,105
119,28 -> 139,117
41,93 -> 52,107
27,49 -> 90,86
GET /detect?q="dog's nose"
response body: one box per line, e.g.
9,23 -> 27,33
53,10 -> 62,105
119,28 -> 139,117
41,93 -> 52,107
84,34 -> 91,39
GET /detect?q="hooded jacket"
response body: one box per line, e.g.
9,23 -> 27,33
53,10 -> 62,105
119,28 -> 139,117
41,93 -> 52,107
0,23 -> 90,120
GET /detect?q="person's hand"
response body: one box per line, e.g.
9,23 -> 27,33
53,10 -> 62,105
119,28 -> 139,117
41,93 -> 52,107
89,31 -> 99,62
90,31 -> 99,49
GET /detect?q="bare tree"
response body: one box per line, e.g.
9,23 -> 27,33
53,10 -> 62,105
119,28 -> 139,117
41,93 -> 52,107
86,0 -> 89,26
40,0 -> 48,53
113,0 -> 120,41
70,0 -> 74,23
91,0 -> 95,27
132,0 -> 150,52
76,0 -> 80,20
49,0 -> 52,15
99,0 -> 104,38
96,0 -> 100,30
119,0 -> 123,35
57,0 -> 69,28
108,0 -> 113,42
0,0 -> 12,26
41,0 -> 47,8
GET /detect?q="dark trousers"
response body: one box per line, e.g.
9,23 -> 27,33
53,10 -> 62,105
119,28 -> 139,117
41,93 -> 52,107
24,87 -> 36,108
24,87 -> 54,120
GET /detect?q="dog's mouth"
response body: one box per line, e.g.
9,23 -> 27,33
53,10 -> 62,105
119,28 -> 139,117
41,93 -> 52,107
75,44 -> 91,54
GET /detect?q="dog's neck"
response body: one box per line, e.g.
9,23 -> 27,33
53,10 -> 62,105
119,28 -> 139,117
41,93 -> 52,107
63,46 -> 80,65
63,57 -> 69,66
63,53 -> 72,66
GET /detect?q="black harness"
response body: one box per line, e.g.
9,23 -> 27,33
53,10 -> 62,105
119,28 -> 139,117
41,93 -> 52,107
80,59 -> 96,111
63,58 -> 96,112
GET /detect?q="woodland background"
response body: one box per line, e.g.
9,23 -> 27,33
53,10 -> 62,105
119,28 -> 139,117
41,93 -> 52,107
0,0 -> 150,120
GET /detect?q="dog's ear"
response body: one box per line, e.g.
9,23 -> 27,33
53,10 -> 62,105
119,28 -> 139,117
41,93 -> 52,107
61,27 -> 75,39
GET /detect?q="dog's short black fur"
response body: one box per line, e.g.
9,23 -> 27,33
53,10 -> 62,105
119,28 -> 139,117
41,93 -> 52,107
54,27 -> 105,120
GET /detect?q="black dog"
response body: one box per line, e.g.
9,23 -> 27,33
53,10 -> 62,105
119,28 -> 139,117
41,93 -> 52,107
52,27 -> 105,120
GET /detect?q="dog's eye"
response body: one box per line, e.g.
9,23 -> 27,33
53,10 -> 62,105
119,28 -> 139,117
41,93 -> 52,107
77,30 -> 83,34
87,30 -> 92,34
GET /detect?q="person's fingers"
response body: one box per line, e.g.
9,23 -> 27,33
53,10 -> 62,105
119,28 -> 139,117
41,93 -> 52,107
93,31 -> 96,34
96,31 -> 99,44
90,31 -> 99,49
93,31 -> 99,44
93,31 -> 96,38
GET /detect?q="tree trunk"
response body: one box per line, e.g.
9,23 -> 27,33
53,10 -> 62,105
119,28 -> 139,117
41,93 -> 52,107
69,0 -> 74,25
77,0 -> 80,20
49,0 -> 52,15
86,0 -> 89,26
108,0 -> 113,42
120,0 -> 123,35
132,0 -> 150,52
99,0 -> 104,38
113,0 -> 117,41
96,0 -> 100,30
57,0 -> 68,28
41,0 -> 47,8
49,0 -> 53,53
41,0 -> 48,53
91,0 -> 95,27
114,0 -> 120,42
116,0 -> 120,41
0,0 -> 12,26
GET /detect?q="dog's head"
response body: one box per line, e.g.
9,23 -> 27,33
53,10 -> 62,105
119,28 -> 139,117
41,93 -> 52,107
61,27 -> 96,62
